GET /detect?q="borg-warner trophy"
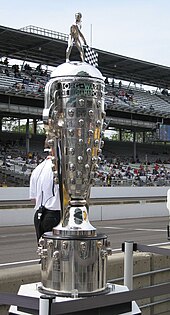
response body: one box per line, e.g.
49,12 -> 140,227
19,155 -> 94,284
38,12 -> 111,297
8,14 -> 141,315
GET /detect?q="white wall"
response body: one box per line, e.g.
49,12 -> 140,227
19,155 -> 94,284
89,202 -> 168,221
0,187 -> 29,201
0,186 -> 169,201
0,207 -> 35,226
90,186 -> 169,199
0,185 -> 168,226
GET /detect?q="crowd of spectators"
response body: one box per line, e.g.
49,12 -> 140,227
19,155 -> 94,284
0,59 -> 170,187
93,158 -> 170,187
1,58 -> 170,111
104,78 -> 170,113
0,139 -> 45,187
0,57 -> 51,97
105,78 -> 137,107
1,141 -> 170,187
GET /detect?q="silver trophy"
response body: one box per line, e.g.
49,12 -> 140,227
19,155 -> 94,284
39,13 -> 111,297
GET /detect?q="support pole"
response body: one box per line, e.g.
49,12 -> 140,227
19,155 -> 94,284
33,118 -> 37,134
0,116 -> 2,132
26,118 -> 30,156
39,295 -> 55,315
90,23 -> 93,47
124,241 -> 134,290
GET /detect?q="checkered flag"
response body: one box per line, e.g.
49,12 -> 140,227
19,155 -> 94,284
84,46 -> 98,67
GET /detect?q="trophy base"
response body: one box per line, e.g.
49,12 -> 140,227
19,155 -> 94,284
40,232 -> 108,296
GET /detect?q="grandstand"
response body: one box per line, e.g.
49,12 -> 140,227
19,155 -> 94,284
0,24 -> 170,186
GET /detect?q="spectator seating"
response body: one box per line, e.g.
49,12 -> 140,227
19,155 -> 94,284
105,83 -> 170,116
0,63 -> 50,99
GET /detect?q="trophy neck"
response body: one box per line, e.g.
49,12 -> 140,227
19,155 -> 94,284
53,204 -> 96,237
70,199 -> 86,206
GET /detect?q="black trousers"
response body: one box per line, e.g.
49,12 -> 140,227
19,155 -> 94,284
34,207 -> 61,241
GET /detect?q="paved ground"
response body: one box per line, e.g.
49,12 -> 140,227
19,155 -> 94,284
0,216 -> 169,266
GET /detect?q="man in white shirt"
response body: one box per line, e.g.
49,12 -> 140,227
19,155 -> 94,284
29,156 -> 61,242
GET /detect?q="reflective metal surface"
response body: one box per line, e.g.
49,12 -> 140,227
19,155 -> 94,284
43,61 -> 105,233
40,43 -> 109,296
39,233 -> 108,296
50,61 -> 103,79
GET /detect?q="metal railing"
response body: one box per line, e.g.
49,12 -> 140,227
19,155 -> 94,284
0,281 -> 169,315
20,25 -> 69,42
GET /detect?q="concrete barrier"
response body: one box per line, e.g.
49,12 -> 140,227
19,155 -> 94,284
0,207 -> 34,226
0,201 -> 168,226
0,265 -> 40,315
0,186 -> 169,201
0,186 -> 169,226
107,251 -> 170,315
90,186 -> 170,199
0,187 -> 29,201
89,202 -> 168,221
1,251 -> 170,315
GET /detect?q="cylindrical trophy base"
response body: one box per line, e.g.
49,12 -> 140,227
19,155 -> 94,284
39,232 -> 108,296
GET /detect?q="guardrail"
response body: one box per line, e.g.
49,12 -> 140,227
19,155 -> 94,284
5,283 -> 169,315
20,25 -> 69,42
1,243 -> 169,315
